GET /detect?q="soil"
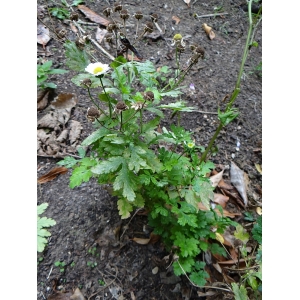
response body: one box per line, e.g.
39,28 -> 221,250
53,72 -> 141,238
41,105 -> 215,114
37,0 -> 262,299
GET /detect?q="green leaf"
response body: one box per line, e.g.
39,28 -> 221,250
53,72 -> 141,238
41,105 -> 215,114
159,101 -> 195,112
40,61 -> 52,71
218,108 -> 239,126
43,82 -> 57,89
57,156 -> 78,168
47,69 -> 68,75
71,73 -> 103,88
178,213 -> 198,227
113,164 -> 136,202
117,198 -> 133,219
69,166 -> 93,188
234,224 -> 250,244
172,257 -> 194,275
91,157 -> 124,174
193,179 -> 214,210
180,189 -> 199,210
38,217 -> 56,229
251,215 -> 262,244
247,274 -> 258,290
231,283 -> 248,300
199,240 -> 208,251
37,203 -> 49,216
210,243 -> 227,257
64,41 -> 90,72
190,270 -> 209,287
72,0 -> 84,5
37,236 -> 48,252
110,56 -> 127,70
81,127 -> 110,146
145,107 -> 164,118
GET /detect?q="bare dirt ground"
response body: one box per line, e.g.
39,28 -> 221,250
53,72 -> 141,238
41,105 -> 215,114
37,0 -> 262,299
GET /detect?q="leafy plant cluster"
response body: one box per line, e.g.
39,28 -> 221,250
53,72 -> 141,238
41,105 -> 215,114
49,0 -> 84,20
37,60 -> 68,89
58,41 -> 237,285
37,203 -> 56,252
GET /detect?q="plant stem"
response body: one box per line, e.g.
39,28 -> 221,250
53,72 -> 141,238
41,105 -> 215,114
87,87 -> 108,117
200,0 -> 258,163
120,111 -> 123,131
99,76 -> 112,118
139,109 -> 143,133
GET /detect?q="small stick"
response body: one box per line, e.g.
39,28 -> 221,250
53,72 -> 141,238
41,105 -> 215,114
195,12 -> 229,18
120,208 -> 143,240
46,266 -> 53,279
153,21 -> 163,33
77,20 -> 99,26
73,21 -> 115,61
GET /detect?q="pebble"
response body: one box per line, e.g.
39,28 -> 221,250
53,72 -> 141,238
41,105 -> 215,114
231,153 -> 235,158
152,267 -> 159,274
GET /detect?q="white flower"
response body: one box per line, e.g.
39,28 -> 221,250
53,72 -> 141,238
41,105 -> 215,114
85,62 -> 110,76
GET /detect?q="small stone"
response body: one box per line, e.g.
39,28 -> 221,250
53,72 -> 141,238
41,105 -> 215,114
152,266 -> 159,274
231,153 -> 235,158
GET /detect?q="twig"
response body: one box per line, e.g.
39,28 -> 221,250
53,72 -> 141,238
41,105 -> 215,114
88,267 -> 119,300
73,21 -> 115,61
37,153 -> 82,159
224,265 -> 259,272
194,12 -> 229,18
153,21 -> 163,33
46,266 -> 53,279
77,20 -> 99,26
176,259 -> 233,293
120,208 -> 143,240
194,110 -> 218,115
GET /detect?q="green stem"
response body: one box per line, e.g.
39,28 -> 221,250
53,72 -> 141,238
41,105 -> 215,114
99,76 -> 112,118
139,109 -> 143,133
120,111 -> 123,131
87,87 -> 108,117
200,0 -> 258,163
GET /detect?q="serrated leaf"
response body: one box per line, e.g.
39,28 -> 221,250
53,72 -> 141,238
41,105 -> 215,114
231,283 -> 248,300
57,156 -> 78,168
37,236 -> 48,252
37,203 -> 49,216
38,228 -> 52,237
199,240 -> 208,251
64,41 -> 90,72
190,270 -> 209,287
113,164 -> 136,201
38,217 -> 56,229
91,156 -> 124,174
193,179 -> 214,210
178,213 -> 198,227
70,167 -> 93,188
71,73 -> 103,88
117,198 -> 133,219
173,257 -> 194,275
247,274 -> 258,290
81,127 -> 110,146
234,224 -> 249,244
145,107 -> 164,118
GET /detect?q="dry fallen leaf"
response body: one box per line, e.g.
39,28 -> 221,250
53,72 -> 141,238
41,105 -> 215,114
215,232 -> 224,244
51,93 -> 78,110
198,202 -> 241,218
213,262 -> 222,273
70,288 -> 86,300
172,15 -> 181,25
132,232 -> 160,245
78,5 -> 110,26
37,166 -> 68,184
256,207 -> 262,215
213,193 -> 229,208
37,89 -> 50,111
37,24 -> 51,48
255,163 -> 262,175
47,291 -> 73,300
202,23 -> 216,40
68,120 -> 83,145
210,169 -> 224,187
230,162 -> 248,206
96,27 -> 108,44
183,0 -> 191,7
37,108 -> 72,128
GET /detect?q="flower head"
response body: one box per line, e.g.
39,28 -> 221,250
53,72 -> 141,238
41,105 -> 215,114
187,142 -> 195,149
131,101 -> 147,110
85,62 -> 110,76
86,107 -> 101,122
114,101 -> 129,114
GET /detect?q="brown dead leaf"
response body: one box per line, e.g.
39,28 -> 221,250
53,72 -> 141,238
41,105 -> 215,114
213,263 -> 222,273
222,272 -> 236,284
70,288 -> 86,300
132,232 -> 160,245
230,161 -> 248,206
37,108 -> 72,128
68,120 -> 83,144
37,24 -> 51,48
37,89 -> 50,111
70,23 -> 78,33
255,163 -> 262,175
213,193 -> 229,208
47,291 -> 73,300
78,5 -> 110,26
125,53 -> 142,61
183,0 -> 191,7
202,23 -> 216,40
172,16 -> 181,25
37,166 -> 68,184
96,27 -> 107,44
198,202 -> 241,218
51,93 -> 78,110
210,169 -> 224,187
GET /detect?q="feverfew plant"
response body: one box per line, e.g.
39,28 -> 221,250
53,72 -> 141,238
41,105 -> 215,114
58,40 -> 235,285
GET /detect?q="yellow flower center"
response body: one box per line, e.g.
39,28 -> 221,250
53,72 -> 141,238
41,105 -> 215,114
93,66 -> 104,74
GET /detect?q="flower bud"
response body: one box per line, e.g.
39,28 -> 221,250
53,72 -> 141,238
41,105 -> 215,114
120,9 -> 129,20
114,101 -> 129,114
70,12 -> 79,21
80,78 -> 92,87
86,107 -> 101,122
144,22 -> 154,33
105,33 -> 113,43
150,13 -> 158,22
103,7 -> 112,17
134,11 -> 143,20
144,91 -> 154,101
114,2 -> 122,12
